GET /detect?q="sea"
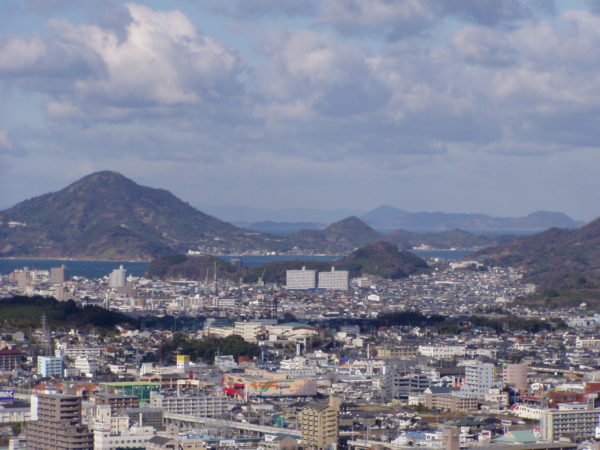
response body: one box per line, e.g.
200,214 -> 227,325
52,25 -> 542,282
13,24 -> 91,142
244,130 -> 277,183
0,250 -> 472,279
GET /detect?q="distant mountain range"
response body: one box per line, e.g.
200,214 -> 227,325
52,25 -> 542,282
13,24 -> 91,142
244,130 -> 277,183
226,204 -> 583,234
473,218 -> 600,306
361,205 -> 584,233
0,171 -> 585,260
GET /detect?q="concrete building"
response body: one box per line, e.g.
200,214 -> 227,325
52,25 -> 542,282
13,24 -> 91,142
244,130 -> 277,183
299,395 -> 340,449
95,393 -> 140,411
27,394 -> 93,450
318,267 -> 349,290
94,424 -> 155,450
50,265 -> 68,284
460,363 -> 496,399
108,265 -> 127,289
0,349 -> 22,371
503,363 -> 528,390
74,357 -> 98,378
540,408 -> 600,441
425,390 -> 479,412
286,267 -> 317,290
418,345 -> 465,359
149,393 -> 229,417
37,356 -> 63,378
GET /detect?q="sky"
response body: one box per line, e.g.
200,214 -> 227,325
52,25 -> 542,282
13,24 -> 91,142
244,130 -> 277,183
1,0 -> 600,222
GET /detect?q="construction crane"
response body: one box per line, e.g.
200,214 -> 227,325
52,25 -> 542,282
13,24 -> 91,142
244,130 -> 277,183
257,269 -> 266,287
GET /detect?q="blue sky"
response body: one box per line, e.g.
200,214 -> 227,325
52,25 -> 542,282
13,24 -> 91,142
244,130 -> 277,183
2,0 -> 600,222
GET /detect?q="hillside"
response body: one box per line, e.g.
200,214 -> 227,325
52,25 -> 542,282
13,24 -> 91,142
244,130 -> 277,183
361,205 -> 584,232
147,242 -> 429,284
147,254 -> 244,281
336,241 -> 430,279
0,171 -> 287,259
474,218 -> 600,306
383,228 -> 518,250
0,295 -> 139,331
286,216 -> 381,253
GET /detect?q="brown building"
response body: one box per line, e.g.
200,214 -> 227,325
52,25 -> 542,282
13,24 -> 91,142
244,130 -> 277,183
503,363 -> 528,390
0,349 -> 22,371
26,394 -> 93,450
425,390 -> 478,412
95,393 -> 140,411
375,345 -> 417,359
299,395 -> 340,449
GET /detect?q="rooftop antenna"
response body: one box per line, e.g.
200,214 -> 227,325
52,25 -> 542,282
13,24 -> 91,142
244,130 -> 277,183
41,313 -> 51,356
213,260 -> 218,295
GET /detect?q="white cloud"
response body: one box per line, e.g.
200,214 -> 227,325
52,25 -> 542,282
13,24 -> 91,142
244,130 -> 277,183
0,3 -> 245,119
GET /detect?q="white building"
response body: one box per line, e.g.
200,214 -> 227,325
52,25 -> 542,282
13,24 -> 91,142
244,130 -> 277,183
94,425 -> 155,450
286,267 -> 317,290
149,393 -> 230,417
37,356 -> 63,377
55,342 -> 101,360
460,363 -> 496,399
418,345 -> 465,359
108,265 -> 127,289
318,267 -> 349,290
74,357 -> 99,378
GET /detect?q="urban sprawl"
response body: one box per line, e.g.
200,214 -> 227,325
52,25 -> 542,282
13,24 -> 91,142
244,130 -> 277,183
1,258 -> 599,449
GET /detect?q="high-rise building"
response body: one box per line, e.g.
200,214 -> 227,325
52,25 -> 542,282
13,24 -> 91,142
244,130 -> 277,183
37,356 -> 63,378
299,395 -> 340,449
27,394 -> 94,450
503,363 -> 528,390
286,267 -> 317,290
460,363 -> 496,399
50,265 -> 68,284
108,265 -> 127,289
318,267 -> 349,290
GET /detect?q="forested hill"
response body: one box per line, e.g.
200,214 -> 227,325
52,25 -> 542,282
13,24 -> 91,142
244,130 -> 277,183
0,295 -> 139,331
147,241 -> 429,283
473,217 -> 600,306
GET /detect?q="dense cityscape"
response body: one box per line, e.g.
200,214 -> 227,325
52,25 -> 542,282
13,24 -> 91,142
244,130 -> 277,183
3,0 -> 600,449
0,256 -> 599,449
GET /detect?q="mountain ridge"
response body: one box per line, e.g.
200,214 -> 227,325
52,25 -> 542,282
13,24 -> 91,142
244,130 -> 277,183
473,218 -> 600,306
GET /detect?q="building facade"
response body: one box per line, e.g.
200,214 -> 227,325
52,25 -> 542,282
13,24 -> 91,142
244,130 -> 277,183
286,268 -> 317,290
37,356 -> 63,378
318,268 -> 349,290
27,394 -> 93,450
299,396 -> 340,449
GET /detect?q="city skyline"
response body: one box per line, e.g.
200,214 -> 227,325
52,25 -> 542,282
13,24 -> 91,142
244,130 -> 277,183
2,1 -> 600,221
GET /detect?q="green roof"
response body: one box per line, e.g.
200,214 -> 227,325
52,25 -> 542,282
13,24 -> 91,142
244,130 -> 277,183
494,430 -> 537,444
281,322 -> 316,329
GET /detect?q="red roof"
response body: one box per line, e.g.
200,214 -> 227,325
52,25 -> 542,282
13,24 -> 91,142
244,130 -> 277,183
0,349 -> 22,355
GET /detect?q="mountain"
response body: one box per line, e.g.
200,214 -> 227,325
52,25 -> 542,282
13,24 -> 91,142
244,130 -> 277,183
286,216 -> 382,253
473,218 -> 600,305
0,171 -> 287,260
336,241 -> 430,279
202,205 -> 365,223
147,241 -> 430,283
235,221 -> 326,236
361,206 -> 584,232
382,228 -> 518,250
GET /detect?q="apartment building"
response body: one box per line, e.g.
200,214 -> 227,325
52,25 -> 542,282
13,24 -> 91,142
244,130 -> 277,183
299,396 -> 340,449
27,394 -> 93,450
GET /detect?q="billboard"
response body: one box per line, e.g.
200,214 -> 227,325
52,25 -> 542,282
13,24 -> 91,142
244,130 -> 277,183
0,389 -> 15,401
